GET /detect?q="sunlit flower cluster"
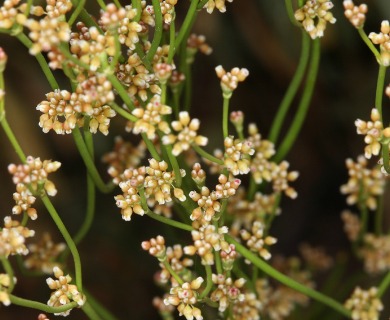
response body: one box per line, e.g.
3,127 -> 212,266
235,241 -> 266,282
295,0 -> 336,39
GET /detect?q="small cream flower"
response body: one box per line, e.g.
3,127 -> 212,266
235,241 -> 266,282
162,111 -> 208,156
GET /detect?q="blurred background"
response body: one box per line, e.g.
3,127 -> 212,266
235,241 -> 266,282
1,0 -> 390,319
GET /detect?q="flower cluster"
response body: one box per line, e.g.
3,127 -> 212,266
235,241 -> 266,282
46,267 -> 85,316
294,0 -> 336,39
224,136 -> 255,176
355,108 -> 390,159
0,273 -> 14,306
203,0 -> 234,14
343,0 -> 367,29
0,216 -> 35,257
24,233 -> 66,274
215,66 -> 249,97
162,111 -> 208,156
240,220 -> 277,260
369,20 -> 390,66
163,278 -> 204,320
344,287 -> 383,320
12,183 -> 37,220
141,235 -> 167,260
210,274 -> 245,312
115,179 -> 145,221
340,156 -> 385,210
360,233 -> 390,274
341,210 -> 361,241
8,156 -> 61,197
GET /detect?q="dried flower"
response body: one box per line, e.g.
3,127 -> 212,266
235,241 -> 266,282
295,0 -> 336,39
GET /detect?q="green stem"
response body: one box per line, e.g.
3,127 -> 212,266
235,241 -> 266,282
381,142 -> 390,175
162,259 -> 184,285
84,289 -> 120,320
140,132 -> 162,161
109,102 -> 138,122
167,20 -> 176,64
174,0 -> 199,50
375,193 -> 384,235
146,209 -> 193,232
107,74 -> 135,110
274,38 -> 321,162
213,221 -> 223,274
375,65 -> 387,118
358,28 -> 381,63
199,264 -> 213,299
284,0 -> 300,27
72,127 -> 115,194
16,33 -> 59,90
191,144 -> 224,165
59,43 -> 91,70
68,0 -> 86,26
159,132 -> 182,187
269,32 -> 310,143
1,257 -> 15,292
197,0 -> 209,10
146,0 -> 163,63
82,301 -> 103,320
9,295 -> 78,314
131,0 -> 142,22
184,62 -> 192,112
134,42 -> 153,72
222,96 -> 230,138
378,270 -> 390,297
96,0 -> 107,9
0,117 -> 27,162
226,235 -> 351,317
41,193 -> 83,291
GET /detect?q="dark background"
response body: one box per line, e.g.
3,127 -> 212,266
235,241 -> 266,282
1,0 -> 390,319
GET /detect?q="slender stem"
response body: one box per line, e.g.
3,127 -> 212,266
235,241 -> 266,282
167,20 -> 176,64
358,28 -> 381,63
174,0 -> 199,51
41,193 -> 83,291
1,257 -> 15,292
226,235 -> 351,317
199,264 -> 213,299
184,62 -> 192,112
10,295 -> 78,314
197,0 -> 209,10
284,0 -> 300,27
162,259 -> 184,285
112,0 -> 122,8
381,142 -> 390,175
222,96 -> 230,139
24,0 -> 33,16
378,270 -> 390,297
16,33 -> 59,90
213,221 -> 223,275
274,38 -> 321,162
191,144 -> 224,165
132,0 -> 142,22
247,177 -> 257,201
159,131 -> 182,187
140,132 -> 162,161
375,65 -> 387,118
84,289 -> 120,320
72,127 -> 115,194
59,43 -> 91,71
134,42 -> 153,72
146,209 -> 193,232
107,74 -> 135,110
146,0 -> 163,63
109,102 -> 138,122
82,301 -> 103,320
68,0 -> 86,26
96,0 -> 107,9
375,193 -> 384,235
0,117 -> 27,162
269,32 -> 310,143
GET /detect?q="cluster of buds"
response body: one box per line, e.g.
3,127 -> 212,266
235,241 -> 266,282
230,292 -> 262,320
44,0 -> 72,18
343,0 -> 367,29
12,183 -> 37,220
8,156 -> 61,197
340,156 -> 385,211
162,111 -> 208,156
163,278 -> 204,320
220,244 -> 237,271
360,234 -> 390,274
144,158 -> 186,204
24,233 -> 66,274
299,244 -> 333,272
224,136 -> 255,176
355,108 -> 390,159
131,95 -> 172,139
294,0 -> 336,39
0,216 -> 35,257
115,180 -> 145,221
215,66 -> 249,98
203,0 -> 234,14
189,186 -> 221,222
144,0 -> 177,25
187,34 -> 213,64
0,0 -> 25,29
157,244 -> 194,285
191,163 -> 206,187
369,20 -> 390,66
0,273 -> 14,306
141,235 -> 166,261
215,174 -> 241,199
344,287 -> 383,320
270,161 -> 299,199
21,15 -> 71,55
184,224 -> 230,265
46,267 -> 85,316
240,220 -> 277,260
210,274 -> 245,312
341,210 -> 361,242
